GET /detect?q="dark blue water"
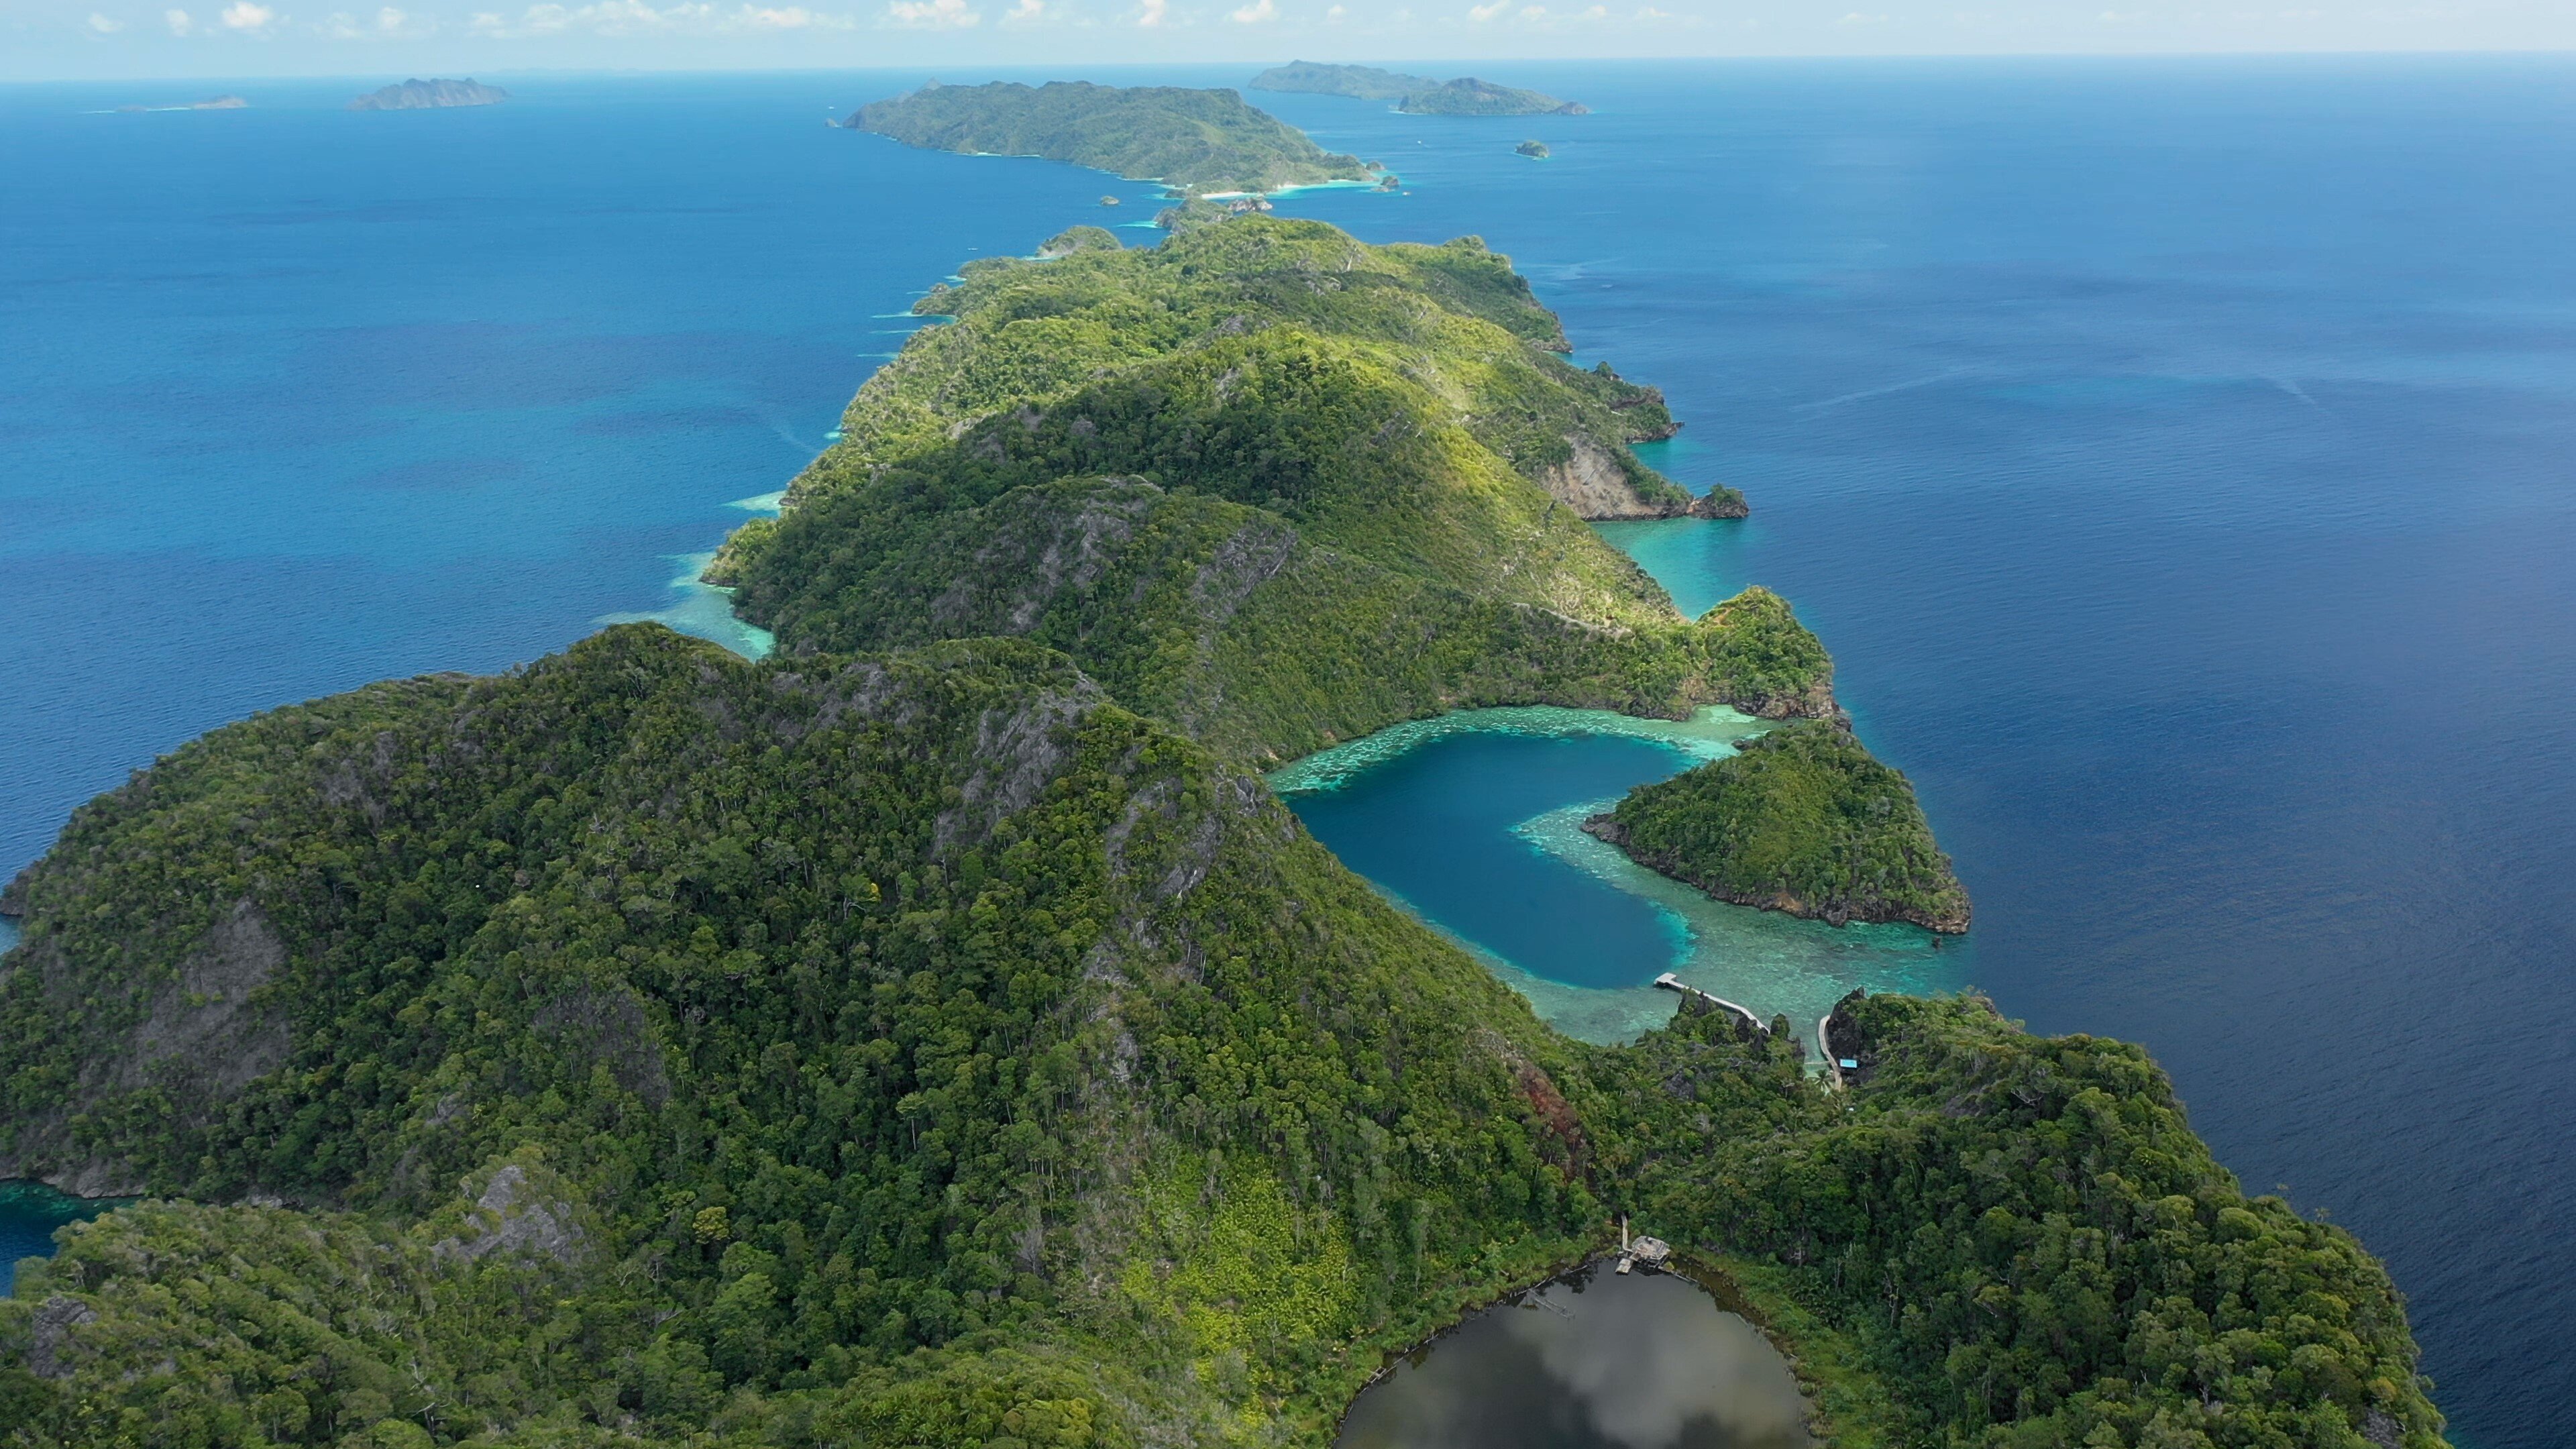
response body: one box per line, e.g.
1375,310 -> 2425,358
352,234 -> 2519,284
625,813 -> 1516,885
3,59 -> 2569,1448
1252,59 -> 2576,1448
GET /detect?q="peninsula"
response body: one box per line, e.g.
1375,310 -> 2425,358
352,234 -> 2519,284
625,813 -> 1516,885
0,218 -> 2445,1449
847,80 -> 1371,195
712,216 -> 1768,761
1252,60 -> 1590,116
348,77 -> 509,111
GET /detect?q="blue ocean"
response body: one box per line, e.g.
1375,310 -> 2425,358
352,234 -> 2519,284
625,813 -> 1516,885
3,59 -> 2571,1448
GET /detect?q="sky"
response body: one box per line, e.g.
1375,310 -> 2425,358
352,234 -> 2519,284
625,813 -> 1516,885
3,0 -> 2570,80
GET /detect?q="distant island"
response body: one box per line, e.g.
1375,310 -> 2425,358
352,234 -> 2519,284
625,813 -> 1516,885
1517,139 -> 1550,159
347,78 -> 510,111
1252,60 -> 1589,116
847,80 -> 1371,195
1248,60 -> 1439,100
1403,78 -> 1589,117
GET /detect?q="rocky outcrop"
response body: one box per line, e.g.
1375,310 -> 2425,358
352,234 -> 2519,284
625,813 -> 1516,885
1526,429 -> 1746,521
431,1164 -> 584,1267
122,900 -> 290,1093
23,1295 -> 96,1381
1536,436 -> 1697,519
0,899 -> 290,1195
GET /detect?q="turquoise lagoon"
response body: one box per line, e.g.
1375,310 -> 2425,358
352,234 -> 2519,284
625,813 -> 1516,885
1273,705 -> 1954,1045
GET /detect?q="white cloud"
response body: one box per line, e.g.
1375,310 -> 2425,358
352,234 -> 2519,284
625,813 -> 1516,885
1578,3 -> 1605,14
1467,0 -> 1505,16
886,0 -> 976,21
1230,0 -> 1273,18
221,0 -> 278,27
1633,3 -> 1669,13
164,5 -> 193,28
463,0 -> 849,32
1002,0 -> 1041,19
87,10 -> 126,28
1134,0 -> 1165,22
1836,8 -> 1886,20
1324,1 -> 1342,13
1519,3 -> 1544,14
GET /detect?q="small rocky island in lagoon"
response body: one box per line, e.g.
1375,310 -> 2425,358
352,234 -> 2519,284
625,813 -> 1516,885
1517,139 -> 1550,159
1587,718 -> 1973,931
348,77 -> 510,111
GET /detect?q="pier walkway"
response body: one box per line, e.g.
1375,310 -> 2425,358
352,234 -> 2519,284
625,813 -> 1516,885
1652,973 -> 1765,1036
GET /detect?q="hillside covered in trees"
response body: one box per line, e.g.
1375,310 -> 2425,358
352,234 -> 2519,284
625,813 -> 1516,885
712,217 -> 1769,765
0,628 -> 2445,1448
0,215 -> 2445,1449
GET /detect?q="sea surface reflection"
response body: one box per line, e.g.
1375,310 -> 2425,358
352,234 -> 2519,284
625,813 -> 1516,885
1338,1265 -> 1810,1449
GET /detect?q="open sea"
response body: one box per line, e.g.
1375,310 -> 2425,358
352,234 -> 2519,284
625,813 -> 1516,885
2,58 -> 2571,1448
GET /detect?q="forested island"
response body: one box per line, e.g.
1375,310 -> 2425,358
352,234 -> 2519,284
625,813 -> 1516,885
1401,78 -> 1589,117
1517,139 -> 1551,159
847,81 -> 1370,195
1589,719 -> 1972,932
347,78 -> 508,111
1249,60 -> 1440,100
1251,60 -> 1589,117
0,215 -> 2445,1449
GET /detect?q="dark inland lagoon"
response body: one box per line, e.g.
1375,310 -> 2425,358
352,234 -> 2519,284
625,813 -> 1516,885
4,56 -> 2572,1448
1337,1265 -> 1811,1449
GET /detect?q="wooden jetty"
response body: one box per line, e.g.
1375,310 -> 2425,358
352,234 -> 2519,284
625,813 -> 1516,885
1615,1216 -> 1672,1275
1652,973 -> 1765,1036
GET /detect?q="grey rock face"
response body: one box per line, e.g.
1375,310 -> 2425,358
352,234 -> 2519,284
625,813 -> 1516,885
25,1295 -> 97,1381
432,1165 -> 584,1266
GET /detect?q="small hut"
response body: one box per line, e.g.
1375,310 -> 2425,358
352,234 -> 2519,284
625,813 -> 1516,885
1614,1217 -> 1673,1273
